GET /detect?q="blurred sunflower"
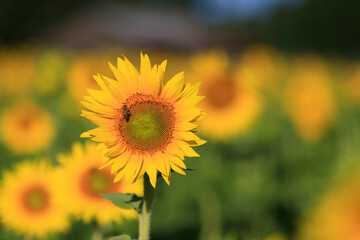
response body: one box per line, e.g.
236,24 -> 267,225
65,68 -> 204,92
0,48 -> 34,97
0,160 -> 69,238
67,54 -> 111,102
284,55 -> 336,142
0,101 -> 55,154
299,173 -> 360,240
188,50 -> 262,139
236,45 -> 287,93
149,50 -> 188,80
346,64 -> 360,104
264,233 -> 287,240
34,49 -> 68,94
81,53 -> 206,187
57,142 -> 142,225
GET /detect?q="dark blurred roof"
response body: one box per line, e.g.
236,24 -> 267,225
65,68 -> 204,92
44,3 -> 210,50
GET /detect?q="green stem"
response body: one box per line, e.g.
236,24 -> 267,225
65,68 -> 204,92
197,184 -> 222,240
91,222 -> 103,240
138,174 -> 155,240
24,236 -> 35,240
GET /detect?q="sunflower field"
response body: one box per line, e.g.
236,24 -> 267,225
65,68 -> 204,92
1,0 -> 360,240
0,44 -> 359,240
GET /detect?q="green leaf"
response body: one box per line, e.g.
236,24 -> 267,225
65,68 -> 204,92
157,168 -> 196,177
108,234 -> 132,240
101,193 -> 143,212
170,168 -> 196,173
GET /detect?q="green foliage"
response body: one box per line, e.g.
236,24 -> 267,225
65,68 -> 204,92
1,47 -> 360,240
109,234 -> 132,240
102,193 -> 143,213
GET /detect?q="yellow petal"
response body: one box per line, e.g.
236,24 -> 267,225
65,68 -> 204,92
87,88 -> 119,108
93,74 -> 109,92
81,127 -> 118,145
99,158 -> 116,169
166,142 -> 184,160
100,74 -> 128,101
80,131 -> 91,138
108,61 -> 134,96
152,152 -> 168,175
132,155 -> 144,183
144,155 -> 158,188
174,140 -> 200,157
117,57 -> 135,81
179,82 -> 201,100
176,107 -> 203,122
124,154 -> 143,183
169,161 -> 186,175
114,169 -> 126,182
150,64 -> 160,95
175,121 -> 198,131
123,160 -> 137,183
162,173 -> 171,185
173,131 -> 201,142
158,60 -> 167,88
109,61 -> 125,82
81,110 -> 114,126
186,139 -> 207,146
105,143 -> 126,158
121,56 -> 140,81
156,152 -> 171,176
174,95 -> 205,111
168,154 -> 186,170
111,150 -> 131,174
161,72 -> 184,102
140,53 -> 151,81
81,100 -> 115,116
95,143 -> 107,152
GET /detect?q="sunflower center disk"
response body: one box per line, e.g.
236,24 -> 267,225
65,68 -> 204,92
16,107 -> 42,130
89,172 -> 112,193
82,168 -> 117,198
119,95 -> 175,154
206,78 -> 237,108
18,117 -> 32,129
23,187 -> 49,212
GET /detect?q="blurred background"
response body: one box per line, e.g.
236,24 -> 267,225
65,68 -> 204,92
1,0 -> 360,239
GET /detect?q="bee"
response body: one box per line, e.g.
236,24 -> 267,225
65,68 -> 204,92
123,105 -> 130,122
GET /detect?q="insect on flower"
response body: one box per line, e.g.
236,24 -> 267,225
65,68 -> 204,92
80,53 -> 206,188
123,105 -> 130,122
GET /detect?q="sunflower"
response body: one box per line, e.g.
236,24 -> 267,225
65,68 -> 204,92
63,55 -> 113,117
57,142 -> 142,225
0,100 -> 55,154
236,45 -> 287,94
0,160 -> 69,238
346,64 -> 360,104
0,48 -> 34,97
284,55 -> 336,142
67,54 -> 111,102
187,50 -> 262,139
34,50 -> 68,94
265,233 -> 287,240
299,173 -> 360,240
81,53 -> 205,187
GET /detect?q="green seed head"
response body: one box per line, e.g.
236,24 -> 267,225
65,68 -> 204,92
25,188 -> 48,211
120,101 -> 175,153
88,171 -> 112,194
129,109 -> 163,143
